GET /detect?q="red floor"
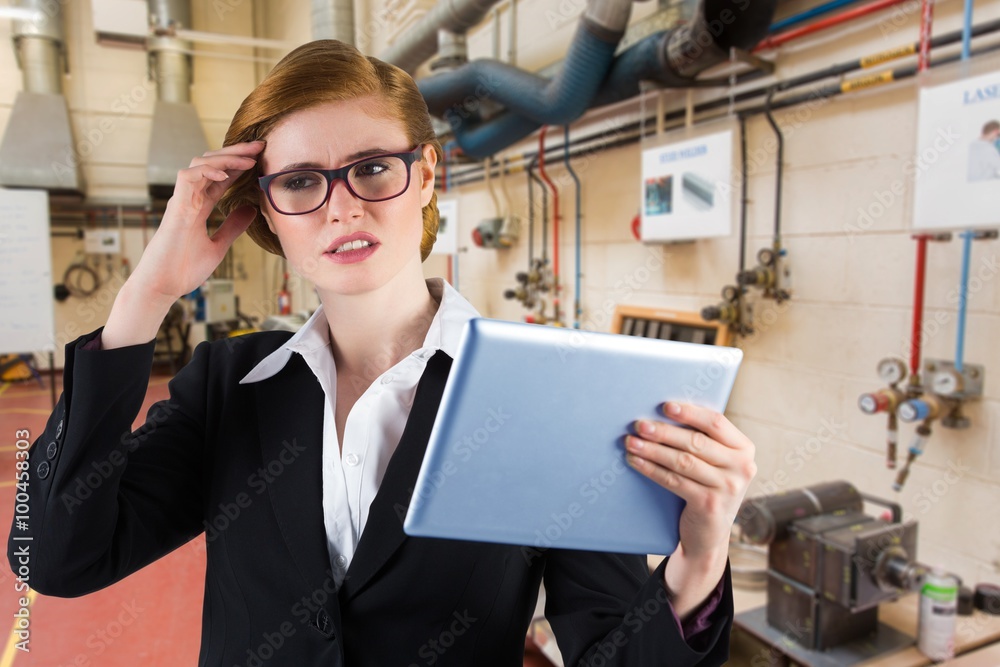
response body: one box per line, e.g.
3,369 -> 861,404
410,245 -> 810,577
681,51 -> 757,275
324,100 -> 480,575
0,374 -> 204,667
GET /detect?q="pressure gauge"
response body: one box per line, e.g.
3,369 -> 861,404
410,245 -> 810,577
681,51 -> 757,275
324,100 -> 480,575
756,248 -> 776,266
877,358 -> 907,385
722,285 -> 739,301
932,369 -> 964,397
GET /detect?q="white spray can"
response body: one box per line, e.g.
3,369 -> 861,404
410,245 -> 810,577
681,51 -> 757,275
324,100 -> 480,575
918,569 -> 958,661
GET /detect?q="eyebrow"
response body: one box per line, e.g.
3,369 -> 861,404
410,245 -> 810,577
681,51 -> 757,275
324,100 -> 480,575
279,148 -> 396,172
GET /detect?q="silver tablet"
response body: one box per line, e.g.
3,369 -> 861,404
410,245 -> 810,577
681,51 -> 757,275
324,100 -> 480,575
403,317 -> 742,556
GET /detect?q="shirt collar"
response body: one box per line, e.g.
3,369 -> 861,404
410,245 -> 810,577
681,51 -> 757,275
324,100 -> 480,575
239,277 -> 480,385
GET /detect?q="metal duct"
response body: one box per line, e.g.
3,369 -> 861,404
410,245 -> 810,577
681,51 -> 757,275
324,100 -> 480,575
378,0 -> 503,73
145,0 -> 208,199
312,0 -> 355,44
0,0 -> 84,195
419,0 -> 634,126
438,0 -> 778,157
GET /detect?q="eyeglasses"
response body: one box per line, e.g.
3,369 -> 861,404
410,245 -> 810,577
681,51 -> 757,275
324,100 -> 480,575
258,146 -> 423,215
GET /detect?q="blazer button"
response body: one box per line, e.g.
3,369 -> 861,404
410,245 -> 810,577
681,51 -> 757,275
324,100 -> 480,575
55,418 -> 64,440
313,608 -> 336,639
46,441 -> 58,459
36,461 -> 50,479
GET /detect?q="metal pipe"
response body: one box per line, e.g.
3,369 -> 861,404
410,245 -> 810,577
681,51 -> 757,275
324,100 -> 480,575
763,91 -> 783,251
755,0 -> 909,52
526,156 -> 537,273
379,0 -> 504,73
537,126 -> 560,323
910,235 -> 929,382
962,0 -> 973,60
918,0 -> 933,71
739,116 -> 748,275
955,230 -> 972,373
12,0 -> 64,94
443,27 -> 1000,188
563,125 -> 582,330
312,0 -> 356,44
768,0 -> 861,33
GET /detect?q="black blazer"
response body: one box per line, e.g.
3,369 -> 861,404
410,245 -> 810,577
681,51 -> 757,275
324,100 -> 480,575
9,328 -> 733,666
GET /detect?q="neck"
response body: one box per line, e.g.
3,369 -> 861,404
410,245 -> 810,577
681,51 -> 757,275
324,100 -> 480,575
317,260 -> 439,390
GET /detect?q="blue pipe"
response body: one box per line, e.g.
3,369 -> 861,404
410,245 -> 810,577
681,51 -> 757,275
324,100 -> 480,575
420,22 -> 622,127
768,0 -> 859,33
956,230 -> 972,373
962,0 -> 973,60
439,0 -> 777,158
563,125 -> 582,329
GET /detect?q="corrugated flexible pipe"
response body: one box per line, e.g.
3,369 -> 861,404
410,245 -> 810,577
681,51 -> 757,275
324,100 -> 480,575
445,0 -> 778,157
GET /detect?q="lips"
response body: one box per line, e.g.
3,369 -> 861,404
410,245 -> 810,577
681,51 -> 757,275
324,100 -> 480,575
325,232 -> 380,255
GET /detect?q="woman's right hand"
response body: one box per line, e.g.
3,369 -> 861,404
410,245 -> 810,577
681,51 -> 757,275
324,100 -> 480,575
128,140 -> 265,304
101,141 -> 265,350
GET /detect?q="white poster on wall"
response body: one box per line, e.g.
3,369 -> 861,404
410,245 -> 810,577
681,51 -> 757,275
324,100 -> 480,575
0,189 -> 54,355
913,69 -> 1000,230
640,129 -> 733,242
433,198 -> 458,255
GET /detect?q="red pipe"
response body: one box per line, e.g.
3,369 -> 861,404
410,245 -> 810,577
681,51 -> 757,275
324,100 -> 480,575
754,0 -> 909,51
918,0 -> 933,71
909,235 -> 929,380
537,126 -> 560,320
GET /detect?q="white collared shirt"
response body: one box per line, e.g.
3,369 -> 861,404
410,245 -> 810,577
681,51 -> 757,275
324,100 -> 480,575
239,277 -> 481,586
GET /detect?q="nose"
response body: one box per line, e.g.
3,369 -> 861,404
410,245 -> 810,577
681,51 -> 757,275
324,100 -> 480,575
323,175 -> 363,222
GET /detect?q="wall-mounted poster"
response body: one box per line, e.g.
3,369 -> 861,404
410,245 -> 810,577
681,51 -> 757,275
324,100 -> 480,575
913,68 -> 1000,231
640,129 -> 734,242
433,198 -> 458,255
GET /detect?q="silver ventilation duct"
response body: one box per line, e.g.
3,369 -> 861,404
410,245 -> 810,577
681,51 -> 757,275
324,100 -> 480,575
313,0 -> 356,44
0,0 -> 84,196
146,0 -> 208,200
378,0 -> 504,74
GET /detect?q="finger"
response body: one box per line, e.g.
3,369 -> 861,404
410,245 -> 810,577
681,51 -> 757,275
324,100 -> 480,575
177,163 -> 230,185
209,205 -> 256,250
661,402 -> 752,451
625,452 -> 703,503
200,140 -> 266,158
190,154 -> 258,171
632,419 -> 728,467
625,435 -> 722,488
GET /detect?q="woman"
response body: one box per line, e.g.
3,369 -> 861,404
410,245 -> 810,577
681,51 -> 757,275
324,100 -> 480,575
9,40 -> 755,666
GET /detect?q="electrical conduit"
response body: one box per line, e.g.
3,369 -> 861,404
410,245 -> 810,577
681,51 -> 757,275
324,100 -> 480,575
537,126 -> 560,323
563,125 -> 582,329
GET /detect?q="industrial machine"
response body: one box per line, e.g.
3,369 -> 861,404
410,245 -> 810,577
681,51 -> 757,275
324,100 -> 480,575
734,481 -> 927,665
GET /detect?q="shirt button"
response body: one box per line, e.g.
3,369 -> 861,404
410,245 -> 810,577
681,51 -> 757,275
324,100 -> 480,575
345,453 -> 359,466
335,555 -> 348,568
45,441 -> 58,459
36,461 -> 50,479
381,375 -> 393,385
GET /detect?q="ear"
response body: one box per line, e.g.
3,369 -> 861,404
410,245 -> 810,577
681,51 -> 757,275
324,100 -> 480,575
417,144 -> 438,209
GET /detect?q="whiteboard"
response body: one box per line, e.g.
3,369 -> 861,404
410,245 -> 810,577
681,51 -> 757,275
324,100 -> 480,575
0,189 -> 55,354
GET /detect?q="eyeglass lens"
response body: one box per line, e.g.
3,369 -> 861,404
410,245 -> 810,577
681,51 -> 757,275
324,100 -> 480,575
268,155 -> 410,213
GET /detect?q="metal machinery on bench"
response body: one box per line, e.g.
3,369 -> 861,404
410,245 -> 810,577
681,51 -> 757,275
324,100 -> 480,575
733,481 -> 927,665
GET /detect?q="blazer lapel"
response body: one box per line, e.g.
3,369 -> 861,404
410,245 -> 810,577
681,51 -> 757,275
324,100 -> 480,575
253,353 -> 336,597
340,351 -> 453,601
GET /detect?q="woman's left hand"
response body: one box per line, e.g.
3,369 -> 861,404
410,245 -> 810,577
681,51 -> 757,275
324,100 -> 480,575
625,401 -> 756,615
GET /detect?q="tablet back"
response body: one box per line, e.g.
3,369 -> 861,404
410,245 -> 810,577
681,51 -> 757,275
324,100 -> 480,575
403,317 -> 742,555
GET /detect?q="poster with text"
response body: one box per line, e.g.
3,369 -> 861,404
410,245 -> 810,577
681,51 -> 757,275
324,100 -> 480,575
913,69 -> 1000,230
433,198 -> 458,255
641,129 -> 733,242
